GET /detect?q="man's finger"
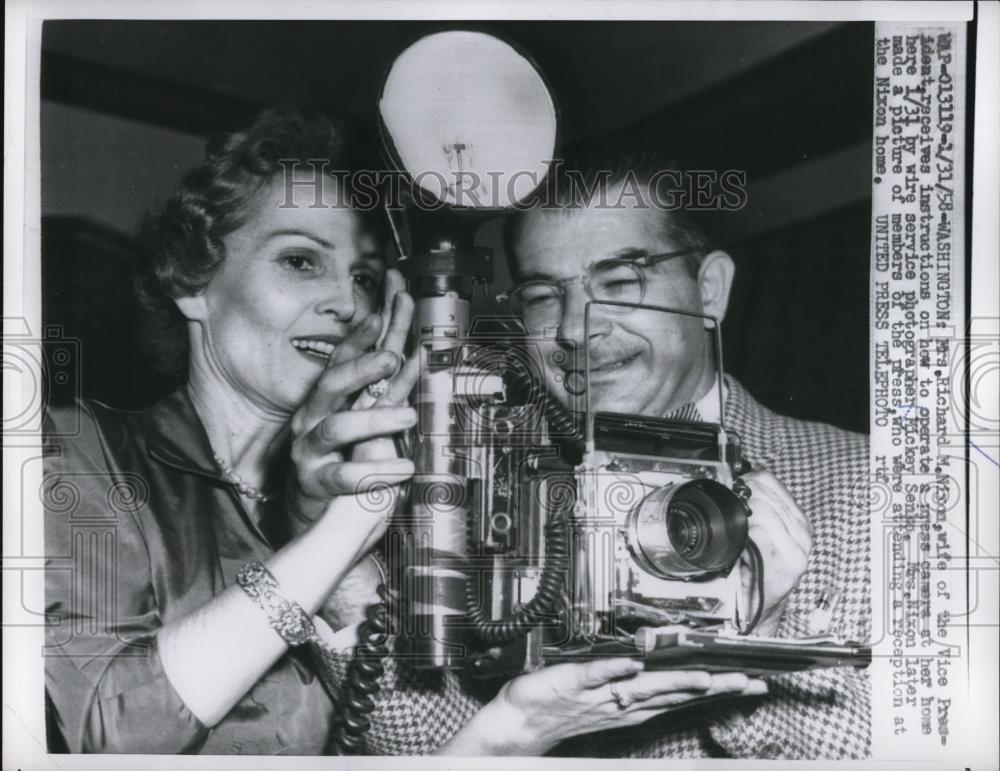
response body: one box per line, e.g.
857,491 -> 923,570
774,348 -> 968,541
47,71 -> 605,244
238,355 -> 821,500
763,485 -> 811,552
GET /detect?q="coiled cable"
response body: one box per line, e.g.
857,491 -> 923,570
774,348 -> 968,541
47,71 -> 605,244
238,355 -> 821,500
458,348 -> 578,644
329,587 -> 395,753
501,350 -> 585,462
466,512 -> 570,644
331,449 -> 413,754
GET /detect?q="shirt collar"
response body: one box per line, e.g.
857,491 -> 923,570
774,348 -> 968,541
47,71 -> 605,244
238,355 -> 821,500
143,387 -> 224,479
142,388 -> 291,547
694,377 -> 728,424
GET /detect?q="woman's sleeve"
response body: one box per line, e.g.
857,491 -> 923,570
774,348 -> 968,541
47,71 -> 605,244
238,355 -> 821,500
44,405 -> 209,753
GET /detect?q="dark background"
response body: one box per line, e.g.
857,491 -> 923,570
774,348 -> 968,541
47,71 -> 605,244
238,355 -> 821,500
41,20 -> 872,433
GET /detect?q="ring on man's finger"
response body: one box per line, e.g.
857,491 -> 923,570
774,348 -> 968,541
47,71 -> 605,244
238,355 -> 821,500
609,682 -> 634,709
367,378 -> 391,398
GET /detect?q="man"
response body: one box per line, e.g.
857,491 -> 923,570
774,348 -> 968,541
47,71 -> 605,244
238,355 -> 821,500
499,146 -> 871,759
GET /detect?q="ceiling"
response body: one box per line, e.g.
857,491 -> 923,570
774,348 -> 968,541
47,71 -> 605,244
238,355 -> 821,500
42,19 -> 842,141
40,19 -> 874,249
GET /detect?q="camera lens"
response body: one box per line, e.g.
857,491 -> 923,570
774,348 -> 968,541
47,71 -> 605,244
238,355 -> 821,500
628,478 -> 750,579
666,502 -> 706,559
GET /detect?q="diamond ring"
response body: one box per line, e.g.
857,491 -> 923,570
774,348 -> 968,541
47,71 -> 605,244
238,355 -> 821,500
367,378 -> 391,398
609,682 -> 634,709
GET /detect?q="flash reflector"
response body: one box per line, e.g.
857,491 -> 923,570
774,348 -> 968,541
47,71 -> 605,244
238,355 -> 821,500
379,30 -> 557,210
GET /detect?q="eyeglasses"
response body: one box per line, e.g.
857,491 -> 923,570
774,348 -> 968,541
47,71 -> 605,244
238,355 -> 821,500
498,246 -> 701,331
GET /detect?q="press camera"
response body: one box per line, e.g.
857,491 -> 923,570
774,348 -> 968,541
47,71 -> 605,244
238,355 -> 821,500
387,322 -> 872,677
568,402 -> 755,638
376,29 -> 869,678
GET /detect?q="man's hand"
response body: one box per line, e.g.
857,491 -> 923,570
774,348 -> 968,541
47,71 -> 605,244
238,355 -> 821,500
739,470 -> 813,636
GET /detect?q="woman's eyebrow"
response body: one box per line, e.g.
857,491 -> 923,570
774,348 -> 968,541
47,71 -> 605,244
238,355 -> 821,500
265,228 -> 334,250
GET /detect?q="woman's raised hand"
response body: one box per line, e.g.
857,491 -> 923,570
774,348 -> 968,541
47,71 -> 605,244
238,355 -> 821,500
349,268 -> 420,461
289,268 -> 419,526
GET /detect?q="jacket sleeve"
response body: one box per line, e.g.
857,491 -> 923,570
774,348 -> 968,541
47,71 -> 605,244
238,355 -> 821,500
708,433 -> 872,759
44,403 -> 208,753
708,664 -> 871,759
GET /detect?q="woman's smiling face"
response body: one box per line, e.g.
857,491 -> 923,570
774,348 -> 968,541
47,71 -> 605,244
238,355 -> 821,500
184,173 -> 384,413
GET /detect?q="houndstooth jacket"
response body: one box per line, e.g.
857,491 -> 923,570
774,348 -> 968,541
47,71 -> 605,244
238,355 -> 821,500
313,376 -> 871,758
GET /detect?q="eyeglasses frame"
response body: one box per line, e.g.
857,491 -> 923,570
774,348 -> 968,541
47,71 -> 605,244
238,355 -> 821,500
497,245 -> 704,324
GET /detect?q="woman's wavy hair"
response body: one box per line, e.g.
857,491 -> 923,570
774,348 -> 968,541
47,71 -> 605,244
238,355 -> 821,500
135,107 -> 383,378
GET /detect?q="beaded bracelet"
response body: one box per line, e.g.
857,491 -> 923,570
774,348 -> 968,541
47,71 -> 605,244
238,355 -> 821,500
235,561 -> 317,647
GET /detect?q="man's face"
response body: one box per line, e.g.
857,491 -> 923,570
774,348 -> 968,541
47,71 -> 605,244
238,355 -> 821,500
511,197 -> 718,417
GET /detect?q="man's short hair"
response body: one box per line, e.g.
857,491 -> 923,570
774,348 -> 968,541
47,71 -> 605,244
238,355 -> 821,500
503,140 -> 720,280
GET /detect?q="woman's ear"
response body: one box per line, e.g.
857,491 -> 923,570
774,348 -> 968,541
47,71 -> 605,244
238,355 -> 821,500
697,250 -> 735,324
173,292 -> 208,322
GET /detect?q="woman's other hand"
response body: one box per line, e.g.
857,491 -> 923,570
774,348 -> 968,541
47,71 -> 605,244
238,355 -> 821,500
440,659 -> 767,755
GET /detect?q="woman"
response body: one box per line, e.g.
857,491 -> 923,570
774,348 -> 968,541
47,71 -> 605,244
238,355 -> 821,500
44,107 -> 762,756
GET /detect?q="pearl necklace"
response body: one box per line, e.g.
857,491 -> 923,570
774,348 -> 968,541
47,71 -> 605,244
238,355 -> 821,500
212,452 -> 273,503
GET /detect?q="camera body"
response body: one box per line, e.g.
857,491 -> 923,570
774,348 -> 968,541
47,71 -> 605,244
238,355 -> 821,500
393,330 -> 759,674
565,412 -> 753,649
